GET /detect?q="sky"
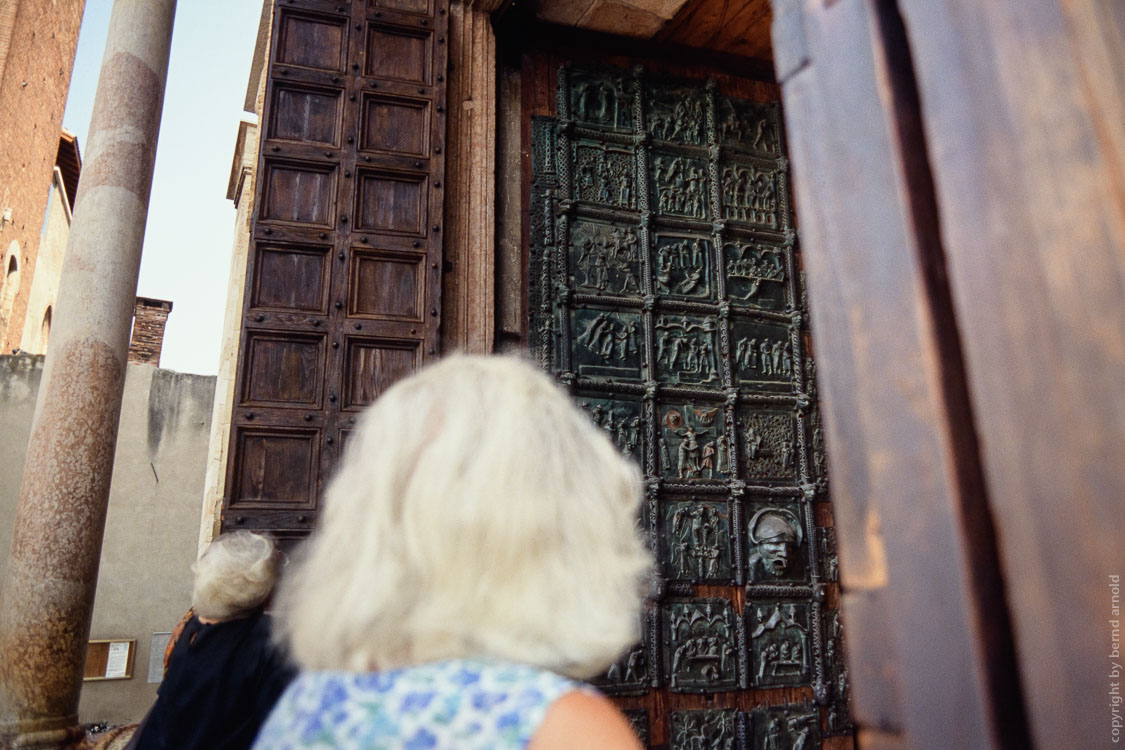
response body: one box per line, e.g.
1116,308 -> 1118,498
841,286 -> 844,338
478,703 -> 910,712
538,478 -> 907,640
63,1 -> 264,375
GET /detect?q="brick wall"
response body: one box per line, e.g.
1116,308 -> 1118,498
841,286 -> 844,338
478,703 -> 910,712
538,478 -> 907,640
128,296 -> 172,365
0,0 -> 86,351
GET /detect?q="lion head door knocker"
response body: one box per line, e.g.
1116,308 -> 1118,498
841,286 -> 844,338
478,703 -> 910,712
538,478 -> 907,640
747,507 -> 802,581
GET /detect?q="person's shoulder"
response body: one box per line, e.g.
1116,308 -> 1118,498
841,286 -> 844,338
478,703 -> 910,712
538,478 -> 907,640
527,690 -> 643,750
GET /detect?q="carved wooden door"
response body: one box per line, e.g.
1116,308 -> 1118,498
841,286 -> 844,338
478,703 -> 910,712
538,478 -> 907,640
221,0 -> 449,544
526,58 -> 852,749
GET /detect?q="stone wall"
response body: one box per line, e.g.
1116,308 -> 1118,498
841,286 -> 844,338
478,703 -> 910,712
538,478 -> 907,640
0,354 -> 215,724
0,0 -> 85,351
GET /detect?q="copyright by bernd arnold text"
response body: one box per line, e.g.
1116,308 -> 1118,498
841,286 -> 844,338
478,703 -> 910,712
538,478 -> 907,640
1111,574 -> 1121,743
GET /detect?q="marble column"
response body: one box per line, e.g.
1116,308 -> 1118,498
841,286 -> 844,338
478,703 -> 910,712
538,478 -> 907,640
0,1 -> 176,746
441,0 -> 504,354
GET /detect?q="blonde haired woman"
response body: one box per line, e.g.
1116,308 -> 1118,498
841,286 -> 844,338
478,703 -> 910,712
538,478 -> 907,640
133,531 -> 294,750
254,356 -> 652,749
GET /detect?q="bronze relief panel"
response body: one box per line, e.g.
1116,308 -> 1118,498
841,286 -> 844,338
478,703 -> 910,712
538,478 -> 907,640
662,499 -> 734,583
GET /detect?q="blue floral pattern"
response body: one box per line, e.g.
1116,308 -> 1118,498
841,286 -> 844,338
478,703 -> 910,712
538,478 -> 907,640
253,659 -> 586,749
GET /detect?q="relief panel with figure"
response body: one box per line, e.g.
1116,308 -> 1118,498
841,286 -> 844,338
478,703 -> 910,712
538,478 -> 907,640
747,602 -> 812,689
717,95 -> 781,157
571,307 -> 645,383
654,233 -> 715,302
578,395 -> 644,464
591,612 -> 652,696
659,403 -> 730,481
573,142 -> 636,209
652,153 -> 710,220
570,69 -> 635,131
724,239 -> 788,310
720,162 -> 780,229
662,499 -> 733,582
570,219 -> 643,296
748,702 -> 819,750
647,84 -> 707,145
669,709 -> 738,750
663,599 -> 739,693
746,501 -> 808,584
655,315 -> 722,387
739,409 -> 799,482
731,319 -> 796,391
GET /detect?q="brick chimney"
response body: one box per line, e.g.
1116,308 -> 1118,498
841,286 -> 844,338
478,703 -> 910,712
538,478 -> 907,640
128,297 -> 173,365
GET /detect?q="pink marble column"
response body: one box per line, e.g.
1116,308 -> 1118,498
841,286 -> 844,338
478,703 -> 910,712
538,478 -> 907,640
0,1 -> 176,746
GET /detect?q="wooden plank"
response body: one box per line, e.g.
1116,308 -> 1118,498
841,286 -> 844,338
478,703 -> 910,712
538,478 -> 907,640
772,0 -> 1027,746
896,1 -> 1125,747
657,0 -> 774,62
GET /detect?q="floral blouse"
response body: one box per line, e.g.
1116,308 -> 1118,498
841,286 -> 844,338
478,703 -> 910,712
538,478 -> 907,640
253,658 -> 586,749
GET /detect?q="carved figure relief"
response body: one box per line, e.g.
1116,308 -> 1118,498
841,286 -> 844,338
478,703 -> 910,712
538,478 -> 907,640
809,406 -> 828,483
570,70 -> 635,130
660,405 -> 729,480
740,411 -> 798,481
655,234 -> 714,301
720,164 -> 777,227
724,240 -> 786,309
647,86 -> 706,145
663,500 -> 731,582
670,709 -> 737,750
593,634 -> 649,695
748,602 -> 811,688
571,220 -> 642,295
819,527 -> 838,582
749,702 -> 819,750
732,326 -> 794,388
747,505 -> 806,583
655,316 -> 720,386
664,600 -> 738,692
717,96 -> 779,156
652,154 -> 710,220
572,308 -> 644,381
574,143 -> 636,209
579,396 -> 643,463
624,710 -> 650,746
823,610 -> 852,734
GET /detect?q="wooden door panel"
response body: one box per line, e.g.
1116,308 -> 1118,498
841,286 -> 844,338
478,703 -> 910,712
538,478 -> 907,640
274,10 -> 349,72
349,250 -> 425,319
525,54 -> 853,749
269,84 -> 344,145
222,0 -> 449,536
250,242 -> 332,312
365,25 -> 433,83
360,94 -> 431,155
229,428 -> 321,509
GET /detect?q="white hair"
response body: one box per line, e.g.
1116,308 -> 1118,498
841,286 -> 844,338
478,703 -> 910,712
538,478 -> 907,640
192,530 -> 280,620
274,355 -> 652,679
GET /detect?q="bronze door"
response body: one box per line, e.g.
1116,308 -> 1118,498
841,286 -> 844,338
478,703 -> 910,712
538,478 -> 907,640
221,0 -> 449,543
526,60 -> 852,749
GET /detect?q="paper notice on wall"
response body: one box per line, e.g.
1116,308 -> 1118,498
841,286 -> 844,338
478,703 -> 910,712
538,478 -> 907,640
105,641 -> 130,678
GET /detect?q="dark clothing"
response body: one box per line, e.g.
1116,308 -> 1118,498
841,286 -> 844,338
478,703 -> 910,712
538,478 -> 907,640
135,610 -> 295,750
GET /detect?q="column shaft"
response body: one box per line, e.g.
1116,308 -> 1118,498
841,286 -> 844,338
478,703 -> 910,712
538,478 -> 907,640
0,1 -> 176,746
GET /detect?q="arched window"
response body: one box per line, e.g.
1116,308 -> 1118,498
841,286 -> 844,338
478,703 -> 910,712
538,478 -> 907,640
39,306 -> 52,353
0,242 -> 20,339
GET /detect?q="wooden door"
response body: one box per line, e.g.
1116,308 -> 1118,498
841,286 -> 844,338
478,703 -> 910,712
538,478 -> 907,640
221,0 -> 449,544
523,51 -> 853,750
